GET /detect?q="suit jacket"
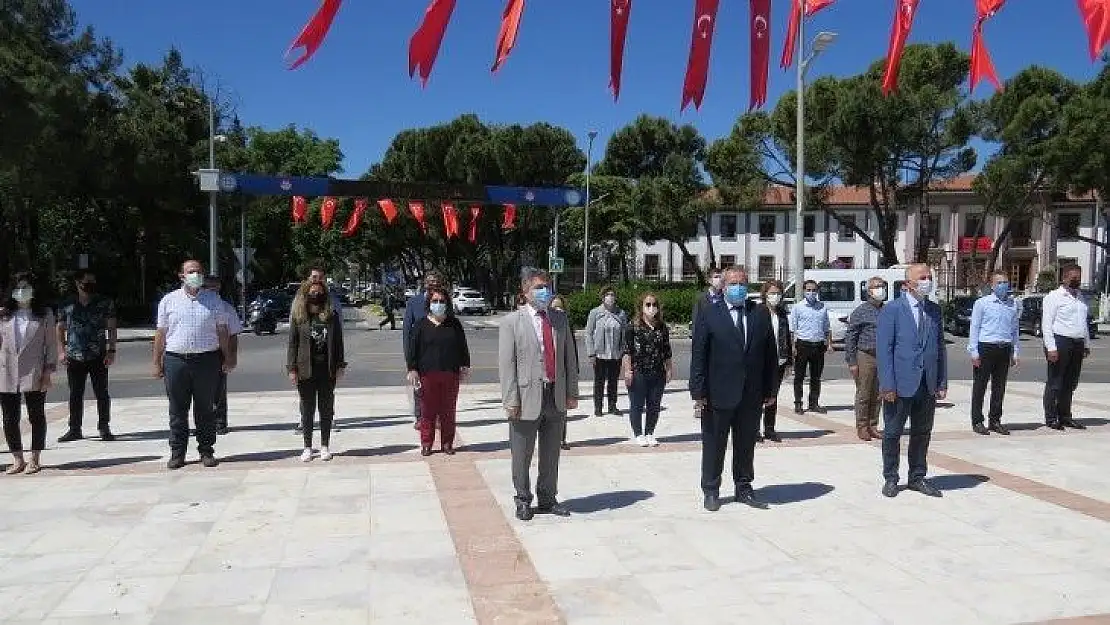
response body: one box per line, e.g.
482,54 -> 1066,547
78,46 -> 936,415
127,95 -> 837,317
0,309 -> 58,393
877,293 -> 947,397
691,290 -> 723,337
689,300 -> 778,411
499,305 -> 579,420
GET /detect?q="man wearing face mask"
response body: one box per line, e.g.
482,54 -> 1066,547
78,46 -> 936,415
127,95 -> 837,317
788,280 -> 832,414
690,266 -> 779,511
585,285 -> 627,416
967,271 -> 1021,436
691,268 -> 725,337
845,277 -> 889,441
56,270 -> 118,443
204,275 -> 242,436
152,260 -> 233,470
499,268 -> 579,521
876,263 -> 947,498
1041,264 -> 1091,431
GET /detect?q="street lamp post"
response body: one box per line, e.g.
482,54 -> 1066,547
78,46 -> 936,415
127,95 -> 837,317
208,98 -> 218,276
792,23 -> 838,302
944,248 -> 957,301
582,130 -> 598,291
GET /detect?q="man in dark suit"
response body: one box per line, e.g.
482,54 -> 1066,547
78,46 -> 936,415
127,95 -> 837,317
690,266 -> 779,512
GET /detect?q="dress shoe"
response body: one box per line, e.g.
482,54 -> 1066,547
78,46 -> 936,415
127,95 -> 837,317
735,490 -> 770,510
857,426 -> 872,441
199,455 -> 219,468
764,431 -> 782,443
1061,419 -> 1086,430
703,494 -> 721,512
972,423 -> 990,435
755,432 -> 765,443
420,446 -> 432,457
537,501 -> 571,517
881,480 -> 899,497
793,403 -> 804,415
808,405 -> 828,414
515,501 -> 534,521
1046,421 -> 1066,431
560,441 -> 571,451
988,421 -> 1010,435
57,430 -> 83,443
167,456 -> 186,470
608,407 -> 621,416
99,429 -> 116,442
907,479 -> 942,497
216,427 -> 230,436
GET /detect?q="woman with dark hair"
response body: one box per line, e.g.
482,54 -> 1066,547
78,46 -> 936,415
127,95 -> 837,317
621,292 -> 673,447
1,272 -> 58,474
406,286 -> 470,456
758,280 -> 792,442
287,279 -> 347,463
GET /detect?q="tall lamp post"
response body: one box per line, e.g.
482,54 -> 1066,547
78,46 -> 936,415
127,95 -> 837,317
792,26 -> 838,302
582,130 -> 598,291
944,248 -> 957,301
207,98 -> 219,275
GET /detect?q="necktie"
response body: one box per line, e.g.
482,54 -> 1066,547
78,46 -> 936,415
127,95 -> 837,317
776,314 -> 788,359
733,305 -> 747,352
538,310 -> 557,381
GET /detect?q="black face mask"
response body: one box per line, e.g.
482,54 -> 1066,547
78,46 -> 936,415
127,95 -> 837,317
79,282 -> 96,293
1067,278 -> 1081,289
308,293 -> 326,305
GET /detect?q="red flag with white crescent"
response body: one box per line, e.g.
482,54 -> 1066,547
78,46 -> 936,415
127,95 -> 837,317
1077,0 -> 1110,60
409,201 -> 428,234
285,0 -> 343,69
681,0 -> 721,112
881,0 -> 920,96
342,198 -> 368,237
610,0 -> 633,100
491,0 -> 526,73
468,205 -> 481,243
749,0 -> 771,110
969,0 -> 1005,93
408,0 -> 458,86
442,203 -> 460,239
780,0 -> 834,69
502,203 -> 517,230
291,196 -> 307,223
320,197 -> 338,229
378,199 -> 399,225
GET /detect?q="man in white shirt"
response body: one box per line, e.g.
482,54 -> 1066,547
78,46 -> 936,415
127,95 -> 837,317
1041,264 -> 1091,431
153,260 -> 233,469
205,275 -> 242,435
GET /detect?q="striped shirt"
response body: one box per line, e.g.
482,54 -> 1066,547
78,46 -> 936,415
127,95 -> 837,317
844,301 -> 882,366
157,288 -> 230,354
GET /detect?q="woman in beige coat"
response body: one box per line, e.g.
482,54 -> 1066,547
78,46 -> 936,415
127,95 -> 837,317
1,272 -> 57,475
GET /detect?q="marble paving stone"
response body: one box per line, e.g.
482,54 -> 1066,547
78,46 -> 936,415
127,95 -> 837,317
548,576 -> 663,621
48,575 -> 178,619
159,569 -> 277,610
258,606 -> 370,625
150,605 -> 266,625
0,581 -> 81,621
266,564 -> 372,606
84,544 -> 199,581
0,551 -> 104,587
280,534 -> 373,568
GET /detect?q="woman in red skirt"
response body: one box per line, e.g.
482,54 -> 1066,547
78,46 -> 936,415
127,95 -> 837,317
405,286 -> 470,455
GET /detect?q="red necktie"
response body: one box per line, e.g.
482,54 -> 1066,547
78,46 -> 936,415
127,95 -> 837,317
539,310 -> 556,381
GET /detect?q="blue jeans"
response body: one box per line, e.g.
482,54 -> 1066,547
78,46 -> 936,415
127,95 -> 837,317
881,378 -> 936,483
629,371 -> 665,436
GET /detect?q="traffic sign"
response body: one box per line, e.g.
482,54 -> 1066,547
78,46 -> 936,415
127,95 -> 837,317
550,257 -> 565,273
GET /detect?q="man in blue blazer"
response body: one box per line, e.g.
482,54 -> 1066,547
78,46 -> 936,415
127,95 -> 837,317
690,266 -> 779,512
876,263 -> 947,498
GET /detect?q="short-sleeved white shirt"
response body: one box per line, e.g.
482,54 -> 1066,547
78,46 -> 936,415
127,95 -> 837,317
157,288 -> 229,354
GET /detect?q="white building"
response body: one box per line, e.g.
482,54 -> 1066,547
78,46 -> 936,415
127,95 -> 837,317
634,175 -> 1108,294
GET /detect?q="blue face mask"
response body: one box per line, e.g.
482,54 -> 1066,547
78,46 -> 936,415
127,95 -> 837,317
532,286 -> 552,309
804,291 -> 819,303
993,282 -> 1011,299
429,302 -> 447,317
725,284 -> 748,305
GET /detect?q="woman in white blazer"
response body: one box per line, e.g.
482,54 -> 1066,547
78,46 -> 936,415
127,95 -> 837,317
0,272 -> 57,475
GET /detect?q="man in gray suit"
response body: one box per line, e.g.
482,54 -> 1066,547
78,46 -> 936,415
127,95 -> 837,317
499,268 -> 580,521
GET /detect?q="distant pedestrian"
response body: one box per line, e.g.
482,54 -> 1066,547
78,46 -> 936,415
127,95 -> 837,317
378,289 -> 397,330
1,272 -> 57,475
205,275 -> 242,436
758,280 -> 792,443
967,271 -> 1020,436
585,285 -> 627,416
789,280 -> 832,414
287,280 -> 346,462
406,285 -> 470,456
1041,264 -> 1091,431
622,292 -> 673,447
691,268 -> 724,338
56,270 -> 118,443
845,277 -> 888,441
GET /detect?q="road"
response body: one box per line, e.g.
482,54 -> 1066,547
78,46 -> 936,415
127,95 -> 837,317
60,316 -> 1108,399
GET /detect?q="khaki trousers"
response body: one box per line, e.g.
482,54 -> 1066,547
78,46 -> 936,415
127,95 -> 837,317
854,351 -> 881,428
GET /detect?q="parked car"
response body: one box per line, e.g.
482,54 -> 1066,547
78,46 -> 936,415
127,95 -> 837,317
944,296 -> 977,336
1017,294 -> 1098,338
453,289 -> 491,315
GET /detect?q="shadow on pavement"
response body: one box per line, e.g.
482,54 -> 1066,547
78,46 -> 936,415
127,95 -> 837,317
564,490 -> 654,514
50,455 -> 162,471
931,473 -> 990,491
778,429 -> 837,440
754,482 -> 835,504
339,444 -> 418,458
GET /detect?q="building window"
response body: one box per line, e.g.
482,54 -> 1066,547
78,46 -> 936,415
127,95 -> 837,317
817,281 -> 855,302
835,256 -> 855,269
643,254 -> 660,279
757,256 -> 776,281
1058,213 -> 1081,240
1011,217 -> 1033,246
923,214 -> 941,247
803,215 -> 816,241
837,215 -> 856,241
681,255 -> 699,281
964,213 -> 984,237
719,214 -> 738,240
719,254 -> 736,269
758,215 -> 776,241
804,256 -> 815,270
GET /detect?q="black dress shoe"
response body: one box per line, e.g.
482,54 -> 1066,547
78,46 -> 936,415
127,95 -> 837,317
560,441 -> 571,451
57,430 -> 83,443
972,423 -> 990,435
420,446 -> 432,457
735,490 -> 770,510
200,455 -> 219,468
882,480 -> 899,498
808,405 -> 828,414
1061,419 -> 1087,430
703,494 -> 721,512
98,429 -> 116,442
1047,421 -> 1066,431
756,433 -> 765,443
216,427 -> 229,436
907,479 -> 942,497
515,501 -> 534,521
764,431 -> 782,443
608,407 -> 621,416
167,456 -> 186,470
537,501 -> 571,517
988,421 -> 1010,435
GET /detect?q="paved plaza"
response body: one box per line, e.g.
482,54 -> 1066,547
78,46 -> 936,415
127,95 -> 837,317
2,378 -> 1110,624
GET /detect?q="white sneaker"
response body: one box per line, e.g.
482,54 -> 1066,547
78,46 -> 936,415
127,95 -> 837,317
646,435 -> 659,447
637,435 -> 649,447
300,448 -> 313,463
318,447 -> 333,461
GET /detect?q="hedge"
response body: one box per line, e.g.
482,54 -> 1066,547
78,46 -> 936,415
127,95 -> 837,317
558,282 -> 764,328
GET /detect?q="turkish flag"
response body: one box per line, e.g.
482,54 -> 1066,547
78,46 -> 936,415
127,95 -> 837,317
378,199 -> 399,224
610,0 -> 633,100
502,203 -> 517,230
442,203 -> 460,239
320,197 -> 338,229
468,204 -> 481,243
681,0 -> 721,111
291,196 -> 307,223
1077,0 -> 1110,60
408,0 -> 457,86
969,0 -> 1005,93
491,0 -> 526,73
409,201 -> 428,234
881,0 -> 920,96
342,198 -> 368,237
749,0 -> 771,110
285,0 -> 343,69
780,0 -> 834,69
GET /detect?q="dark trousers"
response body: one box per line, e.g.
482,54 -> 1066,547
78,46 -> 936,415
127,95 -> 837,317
970,343 -> 1012,425
761,364 -> 788,434
1043,335 -> 1085,425
629,371 -> 665,436
701,403 -> 760,495
164,351 -> 221,458
510,385 -> 564,506
881,378 -> 936,483
592,358 -> 621,413
214,371 -> 229,430
298,366 -> 336,448
418,371 -> 460,448
2,392 -> 47,453
66,358 -> 111,432
793,340 -> 825,406
379,308 -> 396,329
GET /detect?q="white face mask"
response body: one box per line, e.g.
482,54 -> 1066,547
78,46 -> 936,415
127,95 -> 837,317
870,287 -> 887,301
12,287 -> 33,304
915,279 -> 934,298
766,293 -> 782,306
183,272 -> 204,289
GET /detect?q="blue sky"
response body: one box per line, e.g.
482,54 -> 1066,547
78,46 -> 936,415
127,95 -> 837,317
71,0 -> 1102,177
